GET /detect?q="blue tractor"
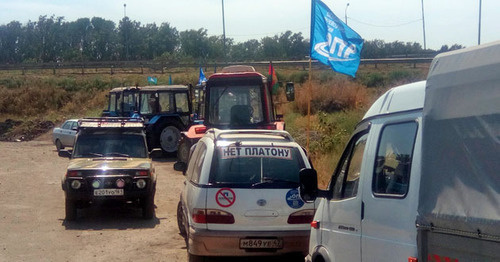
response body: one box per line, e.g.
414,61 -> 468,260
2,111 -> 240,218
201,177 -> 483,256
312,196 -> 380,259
103,85 -> 192,154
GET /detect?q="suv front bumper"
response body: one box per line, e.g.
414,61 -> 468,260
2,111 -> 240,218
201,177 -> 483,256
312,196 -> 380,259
188,227 -> 309,257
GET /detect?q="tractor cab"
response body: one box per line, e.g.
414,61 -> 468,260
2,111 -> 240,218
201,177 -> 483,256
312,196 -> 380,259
102,87 -> 140,117
177,65 -> 294,163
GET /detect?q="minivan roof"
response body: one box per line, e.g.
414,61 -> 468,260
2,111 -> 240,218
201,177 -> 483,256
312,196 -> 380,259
363,80 -> 426,120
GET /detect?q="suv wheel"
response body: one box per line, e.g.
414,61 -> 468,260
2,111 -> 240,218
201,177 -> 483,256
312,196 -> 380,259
188,253 -> 206,262
55,139 -> 64,152
141,195 -> 155,219
160,124 -> 181,153
65,198 -> 77,221
177,202 -> 187,238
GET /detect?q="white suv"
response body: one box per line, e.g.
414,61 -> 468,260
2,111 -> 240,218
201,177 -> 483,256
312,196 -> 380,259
175,129 -> 315,261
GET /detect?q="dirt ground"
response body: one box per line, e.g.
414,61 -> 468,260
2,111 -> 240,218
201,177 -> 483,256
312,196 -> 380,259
0,133 -> 304,262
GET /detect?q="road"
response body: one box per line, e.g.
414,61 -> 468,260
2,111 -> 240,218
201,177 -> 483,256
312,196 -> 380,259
0,134 -> 304,262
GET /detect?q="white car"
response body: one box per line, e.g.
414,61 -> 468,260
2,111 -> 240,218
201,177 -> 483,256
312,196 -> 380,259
52,119 -> 78,151
175,129 -> 315,261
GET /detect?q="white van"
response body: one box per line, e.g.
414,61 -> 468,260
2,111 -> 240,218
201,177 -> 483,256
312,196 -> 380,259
175,129 -> 316,261
299,80 -> 426,262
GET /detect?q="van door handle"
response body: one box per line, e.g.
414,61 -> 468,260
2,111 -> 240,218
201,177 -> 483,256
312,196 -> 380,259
361,201 -> 365,220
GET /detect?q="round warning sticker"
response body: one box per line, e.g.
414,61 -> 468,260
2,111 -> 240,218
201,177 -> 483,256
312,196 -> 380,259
215,188 -> 236,208
286,189 -> 304,209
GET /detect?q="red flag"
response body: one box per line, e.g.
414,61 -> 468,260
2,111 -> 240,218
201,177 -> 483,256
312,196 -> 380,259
268,62 -> 279,95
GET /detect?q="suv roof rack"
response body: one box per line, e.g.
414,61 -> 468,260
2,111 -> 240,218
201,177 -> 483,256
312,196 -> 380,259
78,117 -> 144,129
208,128 -> 294,142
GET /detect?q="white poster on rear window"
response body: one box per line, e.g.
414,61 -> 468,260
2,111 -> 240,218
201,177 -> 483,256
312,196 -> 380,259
220,146 -> 292,160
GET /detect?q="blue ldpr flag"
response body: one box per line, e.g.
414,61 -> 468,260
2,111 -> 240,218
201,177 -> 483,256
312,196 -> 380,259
147,76 -> 157,85
198,67 -> 207,85
311,0 -> 364,77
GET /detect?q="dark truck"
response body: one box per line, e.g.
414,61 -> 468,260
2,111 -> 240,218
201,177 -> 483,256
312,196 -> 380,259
176,65 -> 295,163
417,41 -> 500,261
102,85 -> 192,154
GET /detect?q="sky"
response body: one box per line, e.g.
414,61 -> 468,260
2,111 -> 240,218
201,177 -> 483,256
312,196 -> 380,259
0,0 -> 499,51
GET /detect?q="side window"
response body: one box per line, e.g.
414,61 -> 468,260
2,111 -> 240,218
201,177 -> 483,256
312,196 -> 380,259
70,121 -> 78,130
373,122 -> 418,197
62,121 -> 71,130
191,143 -> 207,184
159,92 -> 174,113
175,92 -> 189,113
331,133 -> 368,199
109,93 -> 116,111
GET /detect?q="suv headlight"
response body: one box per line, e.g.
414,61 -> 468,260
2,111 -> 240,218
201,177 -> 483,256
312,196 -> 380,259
136,179 -> 146,189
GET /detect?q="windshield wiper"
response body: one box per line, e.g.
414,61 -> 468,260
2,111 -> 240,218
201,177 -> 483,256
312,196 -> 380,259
251,177 -> 298,187
82,152 -> 104,157
104,152 -> 130,157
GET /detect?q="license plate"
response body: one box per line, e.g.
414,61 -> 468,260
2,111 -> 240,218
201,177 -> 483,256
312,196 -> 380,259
239,238 -> 283,249
94,189 -> 124,196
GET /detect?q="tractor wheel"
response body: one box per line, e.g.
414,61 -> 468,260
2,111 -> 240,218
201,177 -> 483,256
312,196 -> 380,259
159,123 -> 182,153
177,138 -> 191,164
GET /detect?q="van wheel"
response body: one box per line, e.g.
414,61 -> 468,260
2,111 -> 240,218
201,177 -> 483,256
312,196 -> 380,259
160,123 -> 181,153
177,202 -> 187,238
141,195 -> 155,219
55,139 -> 64,152
65,199 -> 77,221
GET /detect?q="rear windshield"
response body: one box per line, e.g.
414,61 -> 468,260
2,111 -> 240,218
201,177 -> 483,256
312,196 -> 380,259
73,134 -> 147,158
210,146 -> 305,188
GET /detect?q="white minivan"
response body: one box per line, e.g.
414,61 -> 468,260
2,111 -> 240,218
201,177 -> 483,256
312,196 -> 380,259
299,81 -> 426,262
175,129 -> 316,261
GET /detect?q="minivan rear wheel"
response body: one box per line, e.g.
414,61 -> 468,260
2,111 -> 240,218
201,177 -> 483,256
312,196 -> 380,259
177,202 -> 187,238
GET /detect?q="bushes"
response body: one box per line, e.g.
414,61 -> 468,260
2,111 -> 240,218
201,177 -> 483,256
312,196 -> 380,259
293,79 -> 369,115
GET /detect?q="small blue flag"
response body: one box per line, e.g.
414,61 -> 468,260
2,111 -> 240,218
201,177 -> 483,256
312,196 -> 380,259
147,76 -> 157,85
169,75 -> 172,85
311,0 -> 364,77
198,67 -> 207,85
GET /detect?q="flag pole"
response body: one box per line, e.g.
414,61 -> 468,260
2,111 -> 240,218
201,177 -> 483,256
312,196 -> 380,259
307,58 -> 312,153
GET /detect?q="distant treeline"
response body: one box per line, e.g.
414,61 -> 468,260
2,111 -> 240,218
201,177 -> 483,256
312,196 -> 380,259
0,15 -> 465,64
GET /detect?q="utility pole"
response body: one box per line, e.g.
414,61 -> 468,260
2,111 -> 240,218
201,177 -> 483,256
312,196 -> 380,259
345,3 -> 350,25
222,0 -> 227,63
478,0 -> 482,45
421,0 -> 427,50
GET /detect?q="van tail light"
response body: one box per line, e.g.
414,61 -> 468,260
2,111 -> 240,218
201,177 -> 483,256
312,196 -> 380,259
408,257 -> 417,262
311,220 -> 320,229
192,208 -> 235,224
195,126 -> 207,134
287,209 -> 315,224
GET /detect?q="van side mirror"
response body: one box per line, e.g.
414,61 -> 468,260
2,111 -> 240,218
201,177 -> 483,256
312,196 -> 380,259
285,82 -> 295,102
299,168 -> 318,202
58,150 -> 72,159
149,148 -> 163,159
174,162 -> 187,175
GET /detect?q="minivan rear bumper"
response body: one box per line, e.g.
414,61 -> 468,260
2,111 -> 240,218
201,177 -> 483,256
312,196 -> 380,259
188,228 -> 309,257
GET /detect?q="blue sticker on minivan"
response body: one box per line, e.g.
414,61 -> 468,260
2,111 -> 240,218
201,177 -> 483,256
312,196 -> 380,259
286,189 -> 304,209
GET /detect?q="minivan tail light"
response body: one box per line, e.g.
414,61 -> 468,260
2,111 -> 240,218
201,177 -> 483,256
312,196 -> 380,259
408,257 -> 417,262
192,208 -> 235,224
287,209 -> 315,224
135,170 -> 149,176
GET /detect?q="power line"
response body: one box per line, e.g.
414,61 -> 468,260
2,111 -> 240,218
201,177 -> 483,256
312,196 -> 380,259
348,17 -> 422,28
